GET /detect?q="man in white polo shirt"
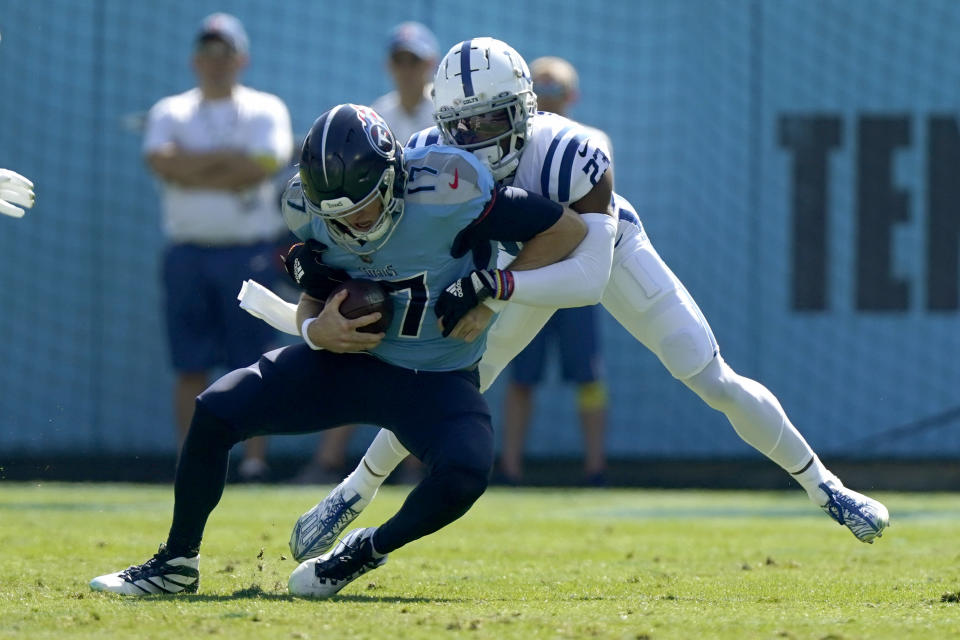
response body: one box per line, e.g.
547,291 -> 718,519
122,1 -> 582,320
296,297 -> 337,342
143,13 -> 293,480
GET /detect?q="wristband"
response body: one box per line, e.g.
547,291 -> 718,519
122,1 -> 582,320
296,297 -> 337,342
489,268 -> 515,300
300,317 -> 324,351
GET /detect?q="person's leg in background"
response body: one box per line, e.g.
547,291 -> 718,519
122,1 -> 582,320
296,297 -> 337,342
293,425 -> 358,484
498,322 -> 550,484
554,306 -> 608,485
217,241 -> 286,482
175,373 -> 209,447
163,244 -> 217,458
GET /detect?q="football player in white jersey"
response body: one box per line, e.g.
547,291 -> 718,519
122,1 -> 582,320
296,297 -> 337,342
289,38 -> 888,559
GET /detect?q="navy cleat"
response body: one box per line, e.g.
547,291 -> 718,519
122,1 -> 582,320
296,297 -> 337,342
819,479 -> 889,543
290,482 -> 370,562
90,544 -> 199,595
288,527 -> 387,598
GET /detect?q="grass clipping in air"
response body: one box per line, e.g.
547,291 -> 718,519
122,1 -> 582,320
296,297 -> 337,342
1,483 -> 959,639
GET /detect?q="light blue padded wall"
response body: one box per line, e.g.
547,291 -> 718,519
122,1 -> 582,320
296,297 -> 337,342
1,0 -> 958,459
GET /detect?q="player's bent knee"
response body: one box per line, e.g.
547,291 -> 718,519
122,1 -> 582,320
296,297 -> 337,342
659,327 -> 715,380
184,401 -> 241,451
432,465 -> 489,509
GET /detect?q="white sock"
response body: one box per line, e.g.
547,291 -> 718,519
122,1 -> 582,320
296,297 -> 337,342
342,430 -> 408,501
364,429 -> 410,476
790,455 -> 837,505
342,464 -> 381,503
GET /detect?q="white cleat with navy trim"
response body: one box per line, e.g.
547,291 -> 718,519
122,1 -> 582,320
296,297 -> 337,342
90,544 -> 199,595
289,527 -> 387,598
819,479 -> 889,543
290,483 -> 369,563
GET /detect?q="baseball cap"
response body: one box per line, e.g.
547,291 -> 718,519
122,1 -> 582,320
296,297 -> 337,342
196,13 -> 249,56
531,57 -> 579,97
387,21 -> 438,61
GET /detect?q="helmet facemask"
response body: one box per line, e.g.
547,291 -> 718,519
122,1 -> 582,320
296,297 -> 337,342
435,92 -> 535,180
303,163 -> 405,256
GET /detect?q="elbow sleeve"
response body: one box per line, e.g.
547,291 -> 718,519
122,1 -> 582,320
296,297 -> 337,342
507,213 -> 616,308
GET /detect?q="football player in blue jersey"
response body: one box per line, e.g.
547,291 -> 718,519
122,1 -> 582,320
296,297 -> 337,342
89,103 -> 596,598
295,38 -> 889,554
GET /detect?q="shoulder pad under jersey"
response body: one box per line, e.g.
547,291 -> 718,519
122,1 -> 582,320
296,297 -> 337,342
405,126 -> 444,150
518,112 -> 612,204
402,145 -> 495,207
280,177 -> 311,240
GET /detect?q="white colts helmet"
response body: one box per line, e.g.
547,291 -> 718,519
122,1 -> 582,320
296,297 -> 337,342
433,37 -> 537,181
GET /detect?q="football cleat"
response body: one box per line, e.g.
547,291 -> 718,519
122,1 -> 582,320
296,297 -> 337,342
90,544 -> 199,595
288,527 -> 387,598
290,482 -> 370,562
819,480 -> 889,543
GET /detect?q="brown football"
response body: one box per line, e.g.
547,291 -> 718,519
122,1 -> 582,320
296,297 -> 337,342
326,278 -> 394,333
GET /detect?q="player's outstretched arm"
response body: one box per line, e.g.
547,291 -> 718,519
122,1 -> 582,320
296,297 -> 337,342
436,199 -> 587,335
507,168 -> 617,306
0,169 -> 35,218
437,180 -> 620,335
454,173 -> 618,314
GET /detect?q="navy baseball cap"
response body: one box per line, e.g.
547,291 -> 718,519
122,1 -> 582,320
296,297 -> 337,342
196,13 -> 249,56
387,22 -> 438,60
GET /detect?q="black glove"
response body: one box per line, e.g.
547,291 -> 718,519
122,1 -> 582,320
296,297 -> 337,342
282,239 -> 349,300
434,268 -> 514,337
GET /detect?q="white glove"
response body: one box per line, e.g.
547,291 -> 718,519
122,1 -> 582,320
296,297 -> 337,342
0,169 -> 35,218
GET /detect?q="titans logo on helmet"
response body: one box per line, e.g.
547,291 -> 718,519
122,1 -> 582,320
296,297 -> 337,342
353,105 -> 396,158
368,123 -> 394,156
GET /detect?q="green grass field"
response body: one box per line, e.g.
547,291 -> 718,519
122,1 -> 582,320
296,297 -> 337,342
1,483 -> 958,639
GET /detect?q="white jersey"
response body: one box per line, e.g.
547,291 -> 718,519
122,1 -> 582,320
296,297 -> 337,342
407,111 -> 640,253
510,111 -> 612,205
408,111 -> 611,206
144,85 -> 294,245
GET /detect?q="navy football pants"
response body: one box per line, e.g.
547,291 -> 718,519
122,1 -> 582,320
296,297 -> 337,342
167,344 -> 493,555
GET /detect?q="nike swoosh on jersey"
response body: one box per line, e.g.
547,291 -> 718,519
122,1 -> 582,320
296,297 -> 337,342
449,168 -> 459,189
577,140 -> 589,157
286,198 -> 306,212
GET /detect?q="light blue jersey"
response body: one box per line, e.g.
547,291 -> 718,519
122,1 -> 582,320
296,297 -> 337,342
407,112 -> 620,257
282,145 -> 497,372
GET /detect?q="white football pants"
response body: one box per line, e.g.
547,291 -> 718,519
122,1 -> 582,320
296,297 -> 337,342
479,217 -> 816,472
